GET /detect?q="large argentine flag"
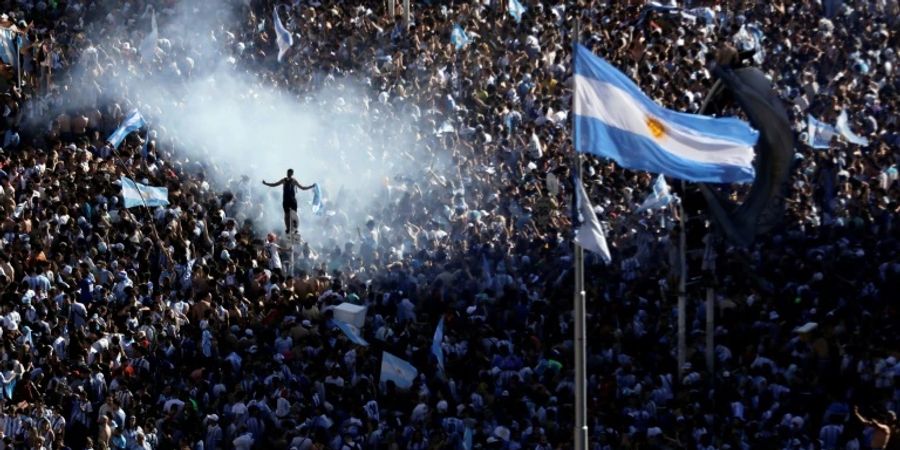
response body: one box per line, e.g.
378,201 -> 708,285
107,110 -> 146,149
573,44 -> 758,184
120,177 -> 169,209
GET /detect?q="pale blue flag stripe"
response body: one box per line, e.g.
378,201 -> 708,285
432,317 -> 445,372
806,114 -> 836,149
107,110 -> 146,149
835,110 -> 869,147
508,0 -> 527,23
335,320 -> 368,346
636,174 -> 675,213
380,351 -> 418,389
120,177 -> 169,209
274,6 -> 293,62
573,44 -> 758,184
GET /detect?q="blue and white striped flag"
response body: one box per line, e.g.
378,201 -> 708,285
450,24 -> 470,50
273,6 -> 293,63
0,27 -> 17,66
311,183 -> 324,215
107,110 -> 146,149
806,114 -> 836,149
636,174 -> 676,213
380,351 -> 418,390
120,177 -> 169,209
835,110 -> 869,147
573,44 -> 758,184
508,0 -> 527,23
334,320 -> 368,346
432,317 -> 445,372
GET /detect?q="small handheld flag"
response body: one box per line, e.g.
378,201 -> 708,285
380,351 -> 418,390
636,174 -> 676,213
107,110 -> 146,149
334,320 -> 368,346
273,6 -> 293,63
311,184 -> 324,215
508,0 -> 527,23
450,24 -> 470,50
835,110 -> 869,147
806,115 -> 836,149
431,317 -> 445,372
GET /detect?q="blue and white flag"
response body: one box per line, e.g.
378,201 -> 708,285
637,174 -> 676,213
273,6 -> 293,63
311,183 -> 324,215
508,0 -> 527,23
573,44 -> 758,184
573,176 -> 612,264
432,317 -> 445,372
0,27 -> 17,66
335,320 -> 368,346
380,351 -> 418,390
107,110 -> 146,149
835,110 -> 869,147
806,115 -> 836,149
450,24 -> 470,50
120,177 -> 169,209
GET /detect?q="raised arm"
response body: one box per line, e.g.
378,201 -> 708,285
262,177 -> 285,187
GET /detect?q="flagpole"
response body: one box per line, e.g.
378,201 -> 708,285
677,182 -> 687,381
572,21 -> 589,450
703,233 -> 716,374
403,0 -> 410,28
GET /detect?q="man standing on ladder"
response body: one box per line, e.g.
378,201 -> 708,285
262,169 -> 316,238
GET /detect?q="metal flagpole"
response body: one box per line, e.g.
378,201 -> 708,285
387,0 -> 395,21
703,233 -> 716,374
677,183 -> 687,380
572,21 -> 588,450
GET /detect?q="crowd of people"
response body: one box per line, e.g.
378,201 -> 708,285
0,0 -> 897,449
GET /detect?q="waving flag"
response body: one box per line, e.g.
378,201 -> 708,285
573,44 -> 758,184
508,0 -> 527,23
107,110 -> 146,149
141,128 -> 151,159
273,6 -> 293,63
835,110 -> 869,147
0,26 -> 17,66
120,177 -> 169,209
806,115 -> 836,149
637,174 -> 676,213
432,317 -> 445,372
450,24 -> 470,50
311,183 -> 323,215
573,176 -> 612,264
380,351 -> 418,390
334,320 -> 368,346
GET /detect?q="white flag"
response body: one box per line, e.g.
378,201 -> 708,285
574,177 -> 612,264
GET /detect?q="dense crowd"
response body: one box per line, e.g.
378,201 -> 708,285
0,0 -> 897,449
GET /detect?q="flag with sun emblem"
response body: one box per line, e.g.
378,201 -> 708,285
573,44 -> 759,184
